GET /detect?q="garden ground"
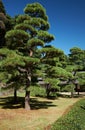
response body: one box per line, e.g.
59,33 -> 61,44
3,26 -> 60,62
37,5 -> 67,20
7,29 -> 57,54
0,94 -> 84,130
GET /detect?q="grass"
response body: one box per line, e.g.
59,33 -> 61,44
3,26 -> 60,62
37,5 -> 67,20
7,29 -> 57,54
0,92 -> 81,130
0,86 -> 84,130
51,98 -> 85,130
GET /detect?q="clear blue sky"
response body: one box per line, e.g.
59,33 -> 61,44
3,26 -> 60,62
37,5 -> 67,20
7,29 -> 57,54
2,0 -> 85,54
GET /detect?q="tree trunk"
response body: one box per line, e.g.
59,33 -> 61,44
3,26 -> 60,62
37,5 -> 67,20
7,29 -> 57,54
71,85 -> 74,98
24,67 -> 31,110
46,83 -> 50,98
46,90 -> 50,98
77,91 -> 79,95
14,87 -> 17,103
71,91 -> 74,98
77,85 -> 80,95
25,90 -> 31,110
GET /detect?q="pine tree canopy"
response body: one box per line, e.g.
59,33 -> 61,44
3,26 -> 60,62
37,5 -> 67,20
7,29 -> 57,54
24,2 -> 48,21
27,38 -> 44,48
5,30 -> 30,49
0,48 -> 39,68
14,23 -> 37,35
37,30 -> 54,42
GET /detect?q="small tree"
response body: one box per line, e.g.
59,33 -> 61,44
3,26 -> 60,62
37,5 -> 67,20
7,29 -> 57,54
64,47 -> 85,96
38,45 -> 73,97
69,47 -> 85,71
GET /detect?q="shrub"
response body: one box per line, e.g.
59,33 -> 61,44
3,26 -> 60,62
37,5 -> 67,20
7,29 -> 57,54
30,85 -> 46,97
51,98 -> 85,130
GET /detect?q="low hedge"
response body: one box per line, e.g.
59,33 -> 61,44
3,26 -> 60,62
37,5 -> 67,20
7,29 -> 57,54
51,98 -> 85,130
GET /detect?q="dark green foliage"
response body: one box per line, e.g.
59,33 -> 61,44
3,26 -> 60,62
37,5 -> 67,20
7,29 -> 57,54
5,30 -> 30,49
0,1 -> 14,47
69,47 -> 85,70
30,85 -> 46,97
14,23 -> 37,35
51,98 -> 85,130
76,71 -> 85,91
61,85 -> 73,92
76,72 -> 85,85
27,38 -> 44,48
0,0 -> 6,14
24,2 -> 48,21
38,45 -> 73,97
0,12 -> 6,46
0,0 -> 84,109
0,2 -> 55,108
37,30 -> 54,42
66,47 -> 85,92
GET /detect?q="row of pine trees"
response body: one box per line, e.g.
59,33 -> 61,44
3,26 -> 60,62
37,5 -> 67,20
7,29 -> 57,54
0,0 -> 85,109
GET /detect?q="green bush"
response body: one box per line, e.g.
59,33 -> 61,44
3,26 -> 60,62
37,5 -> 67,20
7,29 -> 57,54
51,98 -> 85,130
30,85 -> 46,97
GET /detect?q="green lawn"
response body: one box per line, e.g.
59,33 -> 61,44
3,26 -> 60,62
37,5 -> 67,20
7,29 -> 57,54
51,98 -> 85,130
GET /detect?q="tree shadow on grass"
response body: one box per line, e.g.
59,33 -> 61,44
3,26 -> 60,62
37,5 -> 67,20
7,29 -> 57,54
0,96 -> 57,110
30,98 -> 57,110
0,96 -> 24,109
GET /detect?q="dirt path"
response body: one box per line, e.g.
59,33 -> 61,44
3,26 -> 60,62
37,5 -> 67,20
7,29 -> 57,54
0,97 -> 82,130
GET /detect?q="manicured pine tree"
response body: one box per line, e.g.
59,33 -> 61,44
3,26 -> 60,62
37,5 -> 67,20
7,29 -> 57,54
67,47 -> 85,95
69,47 -> 85,70
39,45 -> 73,97
0,2 -> 54,109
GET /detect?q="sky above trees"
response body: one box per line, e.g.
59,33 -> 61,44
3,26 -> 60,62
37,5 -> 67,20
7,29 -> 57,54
2,0 -> 85,54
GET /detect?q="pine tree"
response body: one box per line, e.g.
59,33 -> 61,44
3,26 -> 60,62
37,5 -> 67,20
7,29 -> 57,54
0,2 -> 54,109
38,45 -> 73,97
67,47 -> 85,95
0,0 -> 7,47
0,0 -> 14,47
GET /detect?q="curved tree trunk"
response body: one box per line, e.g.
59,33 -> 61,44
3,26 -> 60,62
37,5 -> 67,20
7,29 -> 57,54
25,69 -> 31,110
24,49 -> 32,110
25,90 -> 30,110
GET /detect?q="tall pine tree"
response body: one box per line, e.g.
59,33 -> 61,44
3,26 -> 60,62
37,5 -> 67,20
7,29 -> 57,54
0,2 -> 54,109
